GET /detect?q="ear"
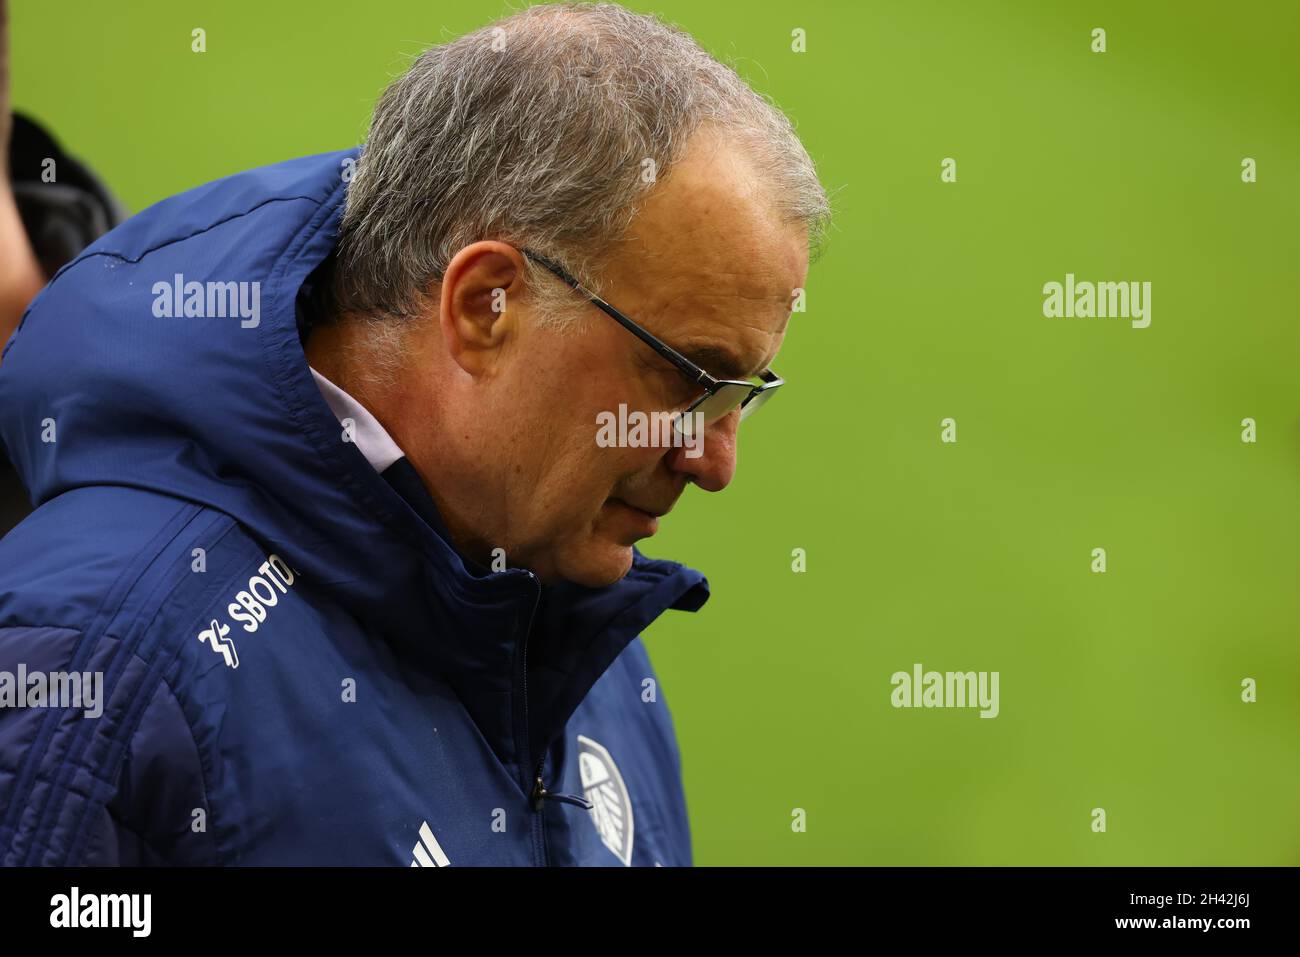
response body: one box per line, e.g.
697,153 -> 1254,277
438,242 -> 526,377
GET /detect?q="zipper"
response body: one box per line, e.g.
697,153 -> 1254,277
515,572 -> 548,866
518,573 -> 594,835
517,570 -> 542,794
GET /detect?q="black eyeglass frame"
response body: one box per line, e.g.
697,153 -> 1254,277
520,247 -> 784,432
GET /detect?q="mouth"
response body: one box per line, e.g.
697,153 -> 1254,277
612,499 -> 668,519
606,498 -> 668,536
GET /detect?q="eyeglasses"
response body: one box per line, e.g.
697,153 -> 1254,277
520,248 -> 784,436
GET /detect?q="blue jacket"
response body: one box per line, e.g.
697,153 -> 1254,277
0,149 -> 709,866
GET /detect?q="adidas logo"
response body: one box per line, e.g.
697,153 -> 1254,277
409,821 -> 451,867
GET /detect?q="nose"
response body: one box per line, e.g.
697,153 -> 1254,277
664,408 -> 739,491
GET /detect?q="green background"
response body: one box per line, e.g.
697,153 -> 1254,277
13,0 -> 1297,865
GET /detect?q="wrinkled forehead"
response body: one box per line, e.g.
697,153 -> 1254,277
626,137 -> 807,283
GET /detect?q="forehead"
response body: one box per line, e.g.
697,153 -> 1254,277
602,133 -> 810,376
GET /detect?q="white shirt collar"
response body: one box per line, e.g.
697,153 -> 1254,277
309,366 -> 406,473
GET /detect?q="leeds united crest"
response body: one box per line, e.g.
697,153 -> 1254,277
577,734 -> 634,866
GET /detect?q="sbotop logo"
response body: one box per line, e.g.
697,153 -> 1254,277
151,272 -> 261,328
595,404 -> 704,458
195,554 -> 298,668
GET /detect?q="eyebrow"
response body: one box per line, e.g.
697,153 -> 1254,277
677,343 -> 760,381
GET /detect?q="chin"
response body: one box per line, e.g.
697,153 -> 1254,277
557,542 -> 636,588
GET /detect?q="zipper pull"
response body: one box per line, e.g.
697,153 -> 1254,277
531,769 -> 594,812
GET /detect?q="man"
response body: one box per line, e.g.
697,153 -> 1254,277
0,2 -> 828,865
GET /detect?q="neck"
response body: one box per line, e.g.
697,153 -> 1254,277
304,318 -> 498,570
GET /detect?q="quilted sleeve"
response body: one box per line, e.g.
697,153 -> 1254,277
0,624 -> 218,866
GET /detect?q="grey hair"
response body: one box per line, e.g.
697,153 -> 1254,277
330,1 -> 832,334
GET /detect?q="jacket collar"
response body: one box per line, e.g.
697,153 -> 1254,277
307,368 -> 710,776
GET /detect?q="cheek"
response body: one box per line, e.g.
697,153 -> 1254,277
510,351 -> 658,516
526,411 -> 618,513
547,424 -> 657,524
